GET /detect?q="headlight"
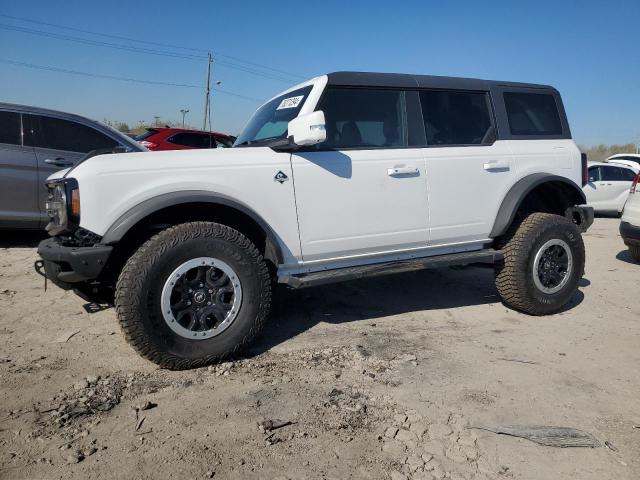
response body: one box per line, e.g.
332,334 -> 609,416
45,178 -> 80,235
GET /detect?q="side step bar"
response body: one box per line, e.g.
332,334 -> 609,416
279,249 -> 503,289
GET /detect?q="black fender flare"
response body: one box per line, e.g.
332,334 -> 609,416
101,191 -> 285,264
489,173 -> 586,238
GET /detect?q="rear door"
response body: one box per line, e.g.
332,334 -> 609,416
23,114 -> 120,225
601,165 -> 636,211
0,110 -> 39,227
420,89 -> 514,245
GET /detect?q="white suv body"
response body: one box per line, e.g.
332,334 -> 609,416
42,74 -> 585,275
620,172 -> 640,261
37,72 -> 594,369
584,161 -> 638,214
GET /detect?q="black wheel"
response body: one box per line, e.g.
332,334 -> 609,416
495,212 -> 585,315
630,245 -> 640,262
115,222 -> 271,369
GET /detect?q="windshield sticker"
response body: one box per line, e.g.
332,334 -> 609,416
276,95 -> 304,110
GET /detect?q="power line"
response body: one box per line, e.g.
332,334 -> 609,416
0,23 -> 205,61
0,58 -> 264,102
0,13 -> 208,53
0,23 -> 300,84
0,13 -> 306,81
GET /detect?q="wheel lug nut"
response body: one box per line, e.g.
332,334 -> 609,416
186,301 -> 191,305
207,301 -> 211,305
208,289 -> 213,293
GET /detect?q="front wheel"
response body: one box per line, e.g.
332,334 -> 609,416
495,213 -> 585,315
630,245 -> 640,262
115,222 -> 271,369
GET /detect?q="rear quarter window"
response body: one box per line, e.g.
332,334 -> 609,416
504,92 -> 562,136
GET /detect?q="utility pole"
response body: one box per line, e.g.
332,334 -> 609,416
180,109 -> 190,128
203,52 -> 212,131
153,116 -> 160,126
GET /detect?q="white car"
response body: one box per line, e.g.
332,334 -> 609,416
620,171 -> 640,261
607,153 -> 640,170
583,161 -> 638,214
37,71 -> 594,369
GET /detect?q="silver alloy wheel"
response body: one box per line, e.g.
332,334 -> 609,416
160,257 -> 242,340
532,239 -> 573,294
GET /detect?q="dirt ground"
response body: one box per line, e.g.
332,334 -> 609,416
1,217 -> 639,480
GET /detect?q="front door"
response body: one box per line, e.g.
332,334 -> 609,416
23,114 -> 120,226
291,87 -> 429,263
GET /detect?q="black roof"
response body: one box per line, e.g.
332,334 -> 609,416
326,71 -> 554,91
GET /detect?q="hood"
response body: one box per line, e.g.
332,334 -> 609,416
47,168 -> 72,181
67,146 -> 273,179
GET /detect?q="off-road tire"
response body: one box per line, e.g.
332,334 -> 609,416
630,245 -> 640,262
495,212 -> 585,315
115,222 -> 271,369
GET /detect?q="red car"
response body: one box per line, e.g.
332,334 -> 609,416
134,127 -> 235,151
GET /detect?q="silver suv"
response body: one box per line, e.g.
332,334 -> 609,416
0,103 -> 144,229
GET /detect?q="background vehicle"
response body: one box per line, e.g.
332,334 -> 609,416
134,127 -> 235,150
38,71 -> 593,370
620,171 -> 640,261
0,103 -> 145,229
607,153 -> 640,170
583,161 -> 638,214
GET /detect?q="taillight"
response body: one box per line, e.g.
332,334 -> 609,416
631,173 -> 640,194
140,140 -> 157,149
581,153 -> 588,187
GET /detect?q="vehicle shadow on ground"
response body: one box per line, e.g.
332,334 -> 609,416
248,266 -> 585,357
616,249 -> 639,265
0,230 -> 47,248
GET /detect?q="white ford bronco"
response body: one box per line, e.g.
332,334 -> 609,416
37,71 -> 594,369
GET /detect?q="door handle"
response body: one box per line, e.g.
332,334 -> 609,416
387,166 -> 419,177
44,157 -> 73,167
483,160 -> 510,171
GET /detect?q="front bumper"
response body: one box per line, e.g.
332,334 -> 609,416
620,221 -> 640,247
37,237 -> 113,284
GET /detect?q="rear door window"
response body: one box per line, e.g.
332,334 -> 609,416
619,167 -> 638,181
0,111 -> 22,145
588,166 -> 601,182
167,132 -> 213,148
419,90 -> 494,146
504,92 -> 562,136
316,88 -> 408,149
24,115 -> 119,152
601,166 -> 635,181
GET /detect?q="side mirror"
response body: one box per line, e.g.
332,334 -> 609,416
287,111 -> 326,147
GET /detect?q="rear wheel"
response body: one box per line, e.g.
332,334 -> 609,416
495,213 -> 585,315
115,222 -> 271,369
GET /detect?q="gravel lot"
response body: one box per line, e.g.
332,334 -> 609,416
1,217 -> 639,480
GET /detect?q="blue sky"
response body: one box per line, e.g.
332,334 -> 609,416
0,0 -> 637,146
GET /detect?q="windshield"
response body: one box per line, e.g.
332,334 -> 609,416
234,86 -> 312,146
